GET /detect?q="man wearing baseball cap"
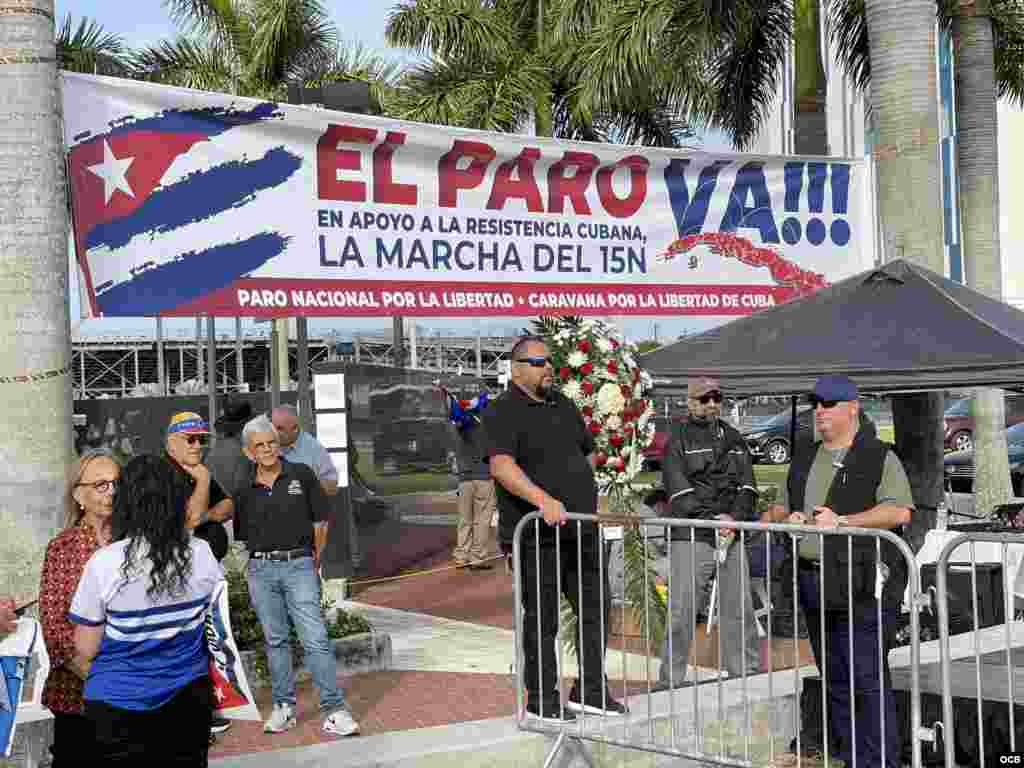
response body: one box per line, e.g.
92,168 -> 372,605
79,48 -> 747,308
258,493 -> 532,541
164,412 -> 235,738
656,377 -> 760,691
762,375 -> 913,768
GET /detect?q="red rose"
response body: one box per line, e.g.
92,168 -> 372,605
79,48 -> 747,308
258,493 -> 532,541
637,399 -> 647,412
621,409 -> 633,423
589,420 -> 601,434
581,381 -> 594,395
609,434 -> 624,448
607,360 -> 618,374
580,362 -> 594,375
615,461 -> 626,473
594,452 -> 608,466
610,338 -> 619,348
624,424 -> 635,436
577,339 -> 591,353
581,405 -> 593,417
559,367 -> 571,380
620,384 -> 632,399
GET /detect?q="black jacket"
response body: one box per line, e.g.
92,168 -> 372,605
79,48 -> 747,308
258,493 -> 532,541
661,417 -> 758,542
784,421 -> 910,612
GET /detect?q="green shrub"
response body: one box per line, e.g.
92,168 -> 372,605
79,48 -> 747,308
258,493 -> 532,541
225,568 -> 373,682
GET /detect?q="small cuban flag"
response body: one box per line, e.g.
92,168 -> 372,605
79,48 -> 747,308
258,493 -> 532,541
448,391 -> 489,432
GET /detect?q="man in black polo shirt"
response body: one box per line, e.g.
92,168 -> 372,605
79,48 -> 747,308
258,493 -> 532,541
485,335 -> 626,723
234,414 -> 359,739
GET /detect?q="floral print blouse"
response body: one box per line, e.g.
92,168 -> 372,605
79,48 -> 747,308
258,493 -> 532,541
39,522 -> 101,714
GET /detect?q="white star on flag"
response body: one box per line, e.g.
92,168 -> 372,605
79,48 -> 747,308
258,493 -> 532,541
87,140 -> 135,204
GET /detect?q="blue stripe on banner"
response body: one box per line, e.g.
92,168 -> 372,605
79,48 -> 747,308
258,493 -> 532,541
67,612 -> 104,627
108,595 -> 208,619
96,232 -> 289,315
100,102 -> 282,141
84,147 -> 303,251
107,606 -> 205,636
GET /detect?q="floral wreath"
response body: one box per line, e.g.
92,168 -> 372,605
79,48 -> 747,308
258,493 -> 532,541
533,316 -> 655,493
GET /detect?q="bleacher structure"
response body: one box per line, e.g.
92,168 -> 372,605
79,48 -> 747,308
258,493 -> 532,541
71,330 -> 518,398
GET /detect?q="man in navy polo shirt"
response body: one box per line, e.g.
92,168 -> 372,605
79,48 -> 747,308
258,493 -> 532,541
485,335 -> 626,723
234,414 -> 359,739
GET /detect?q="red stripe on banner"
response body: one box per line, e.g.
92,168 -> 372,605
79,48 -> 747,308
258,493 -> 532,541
164,278 -> 796,317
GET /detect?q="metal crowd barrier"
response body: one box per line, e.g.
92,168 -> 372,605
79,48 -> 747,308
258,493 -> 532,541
934,531 -> 1024,768
511,512 -> 924,768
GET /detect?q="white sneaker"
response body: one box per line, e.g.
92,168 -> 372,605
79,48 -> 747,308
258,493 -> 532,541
322,707 -> 360,737
263,702 -> 297,733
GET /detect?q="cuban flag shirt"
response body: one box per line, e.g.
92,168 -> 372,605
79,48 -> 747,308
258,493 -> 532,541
69,537 -> 221,710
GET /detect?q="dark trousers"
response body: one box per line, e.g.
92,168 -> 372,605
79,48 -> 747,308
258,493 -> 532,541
85,675 -> 212,767
50,711 -> 93,767
519,535 -> 608,699
798,567 -> 898,768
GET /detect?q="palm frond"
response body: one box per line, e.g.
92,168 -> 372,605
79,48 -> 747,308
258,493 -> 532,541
826,0 -> 871,94
390,52 -> 546,133
385,0 -> 514,63
705,0 -> 793,150
991,0 -> 1024,106
248,0 -> 338,86
134,36 -> 239,93
57,14 -> 129,75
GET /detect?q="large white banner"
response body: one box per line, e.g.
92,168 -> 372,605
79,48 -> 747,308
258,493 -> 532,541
62,72 -> 870,319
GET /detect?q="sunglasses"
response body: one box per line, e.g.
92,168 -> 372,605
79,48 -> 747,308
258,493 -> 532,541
514,356 -> 552,368
696,392 -> 723,404
77,479 -> 116,494
809,397 -> 842,410
176,434 -> 209,446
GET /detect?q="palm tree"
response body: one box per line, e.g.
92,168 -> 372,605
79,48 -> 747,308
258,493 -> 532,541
133,0 -> 338,99
832,0 -> 1024,524
385,0 -> 698,147
290,40 -> 405,115
56,14 -> 131,75
0,3 -> 74,601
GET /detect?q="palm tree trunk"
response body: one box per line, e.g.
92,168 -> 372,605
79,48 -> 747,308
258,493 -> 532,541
954,3 -> 1011,513
793,0 -> 828,155
865,0 -> 946,545
534,0 -> 552,137
0,1 -> 72,601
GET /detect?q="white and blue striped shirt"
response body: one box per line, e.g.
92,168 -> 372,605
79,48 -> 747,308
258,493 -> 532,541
69,537 -> 221,710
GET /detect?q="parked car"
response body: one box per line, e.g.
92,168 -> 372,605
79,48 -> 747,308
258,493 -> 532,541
944,421 -> 1024,495
943,394 -> 1024,453
742,405 -> 813,465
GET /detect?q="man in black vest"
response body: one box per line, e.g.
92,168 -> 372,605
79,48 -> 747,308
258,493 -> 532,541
656,377 -> 760,690
763,375 -> 913,768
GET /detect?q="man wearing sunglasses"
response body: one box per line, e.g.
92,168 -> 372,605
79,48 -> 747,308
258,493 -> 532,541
485,336 -> 626,722
164,411 -> 236,738
762,375 -> 913,768
656,377 -> 761,691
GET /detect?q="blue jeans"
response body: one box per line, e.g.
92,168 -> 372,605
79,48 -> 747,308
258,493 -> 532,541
247,556 -> 345,713
798,568 -> 898,768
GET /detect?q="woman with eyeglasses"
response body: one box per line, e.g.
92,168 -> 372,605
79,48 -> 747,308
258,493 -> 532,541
69,454 -> 222,766
38,449 -> 120,766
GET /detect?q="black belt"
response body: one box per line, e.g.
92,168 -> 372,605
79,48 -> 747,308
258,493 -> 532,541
251,548 -> 312,561
798,558 -> 821,571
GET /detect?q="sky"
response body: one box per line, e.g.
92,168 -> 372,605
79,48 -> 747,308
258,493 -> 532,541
57,1 -> 725,342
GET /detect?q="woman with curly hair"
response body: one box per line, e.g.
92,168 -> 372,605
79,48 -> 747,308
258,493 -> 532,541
69,454 -> 222,766
38,449 -> 119,766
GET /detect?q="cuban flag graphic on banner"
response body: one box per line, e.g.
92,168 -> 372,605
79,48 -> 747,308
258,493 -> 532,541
63,72 -> 304,318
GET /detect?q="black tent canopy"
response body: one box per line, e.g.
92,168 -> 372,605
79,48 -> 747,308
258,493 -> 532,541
640,260 -> 1024,397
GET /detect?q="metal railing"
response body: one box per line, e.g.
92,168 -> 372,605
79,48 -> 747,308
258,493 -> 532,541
934,531 -> 1024,768
511,512 -> 924,768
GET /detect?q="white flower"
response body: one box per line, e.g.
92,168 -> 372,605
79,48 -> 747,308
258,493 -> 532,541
567,350 -> 587,368
596,382 -> 626,416
604,414 -> 622,431
596,338 -> 613,354
561,379 -> 582,401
